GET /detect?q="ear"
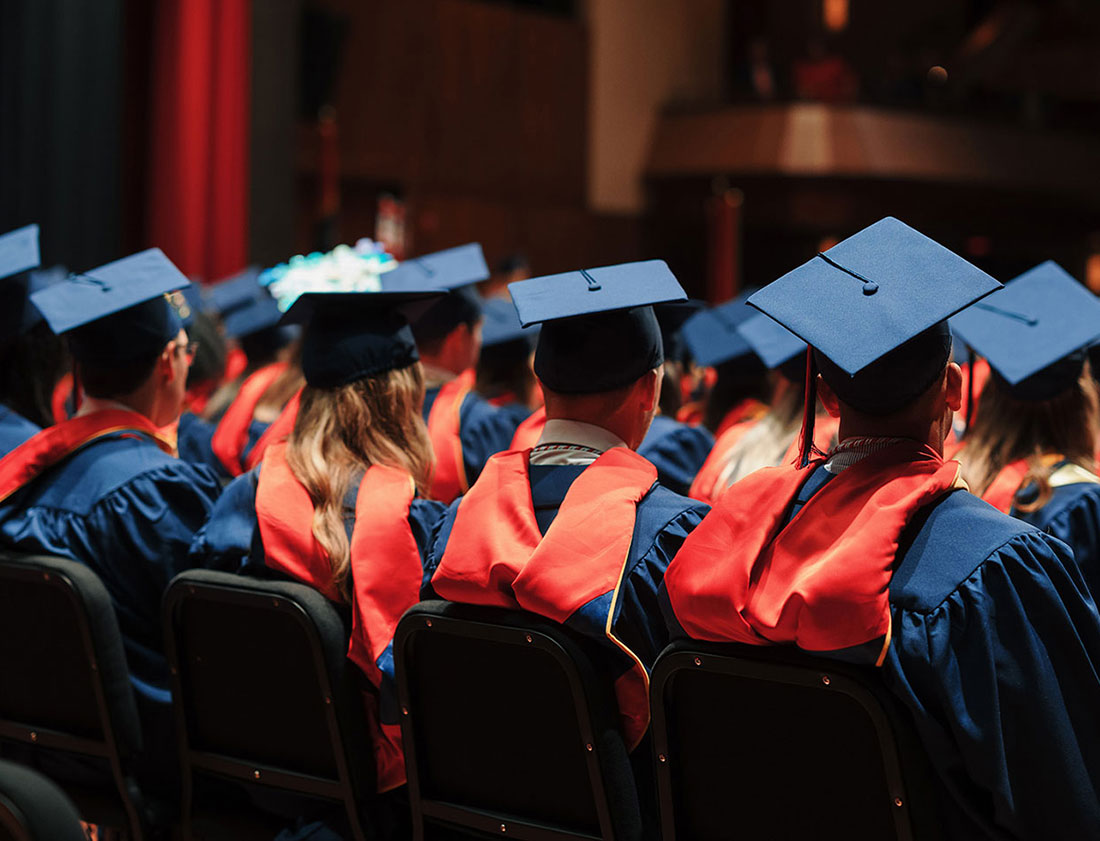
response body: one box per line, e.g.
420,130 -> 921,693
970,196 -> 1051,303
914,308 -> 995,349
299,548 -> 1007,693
158,345 -> 178,384
944,362 -> 963,412
816,374 -> 840,418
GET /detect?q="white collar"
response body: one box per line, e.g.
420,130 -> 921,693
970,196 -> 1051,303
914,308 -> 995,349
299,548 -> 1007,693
530,419 -> 628,466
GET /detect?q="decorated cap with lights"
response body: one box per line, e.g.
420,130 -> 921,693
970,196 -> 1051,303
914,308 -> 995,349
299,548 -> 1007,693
508,259 -> 686,394
950,261 -> 1100,401
281,287 -> 446,388
681,291 -> 759,368
30,248 -> 192,365
0,225 -> 40,281
388,244 -> 490,342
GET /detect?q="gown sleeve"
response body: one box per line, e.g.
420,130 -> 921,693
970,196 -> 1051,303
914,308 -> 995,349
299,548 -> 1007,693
884,529 -> 1100,840
188,468 -> 264,573
176,411 -> 233,480
638,419 -> 715,496
1033,486 -> 1100,601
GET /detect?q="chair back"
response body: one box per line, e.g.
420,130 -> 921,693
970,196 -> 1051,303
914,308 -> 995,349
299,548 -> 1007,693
162,570 -> 375,841
650,641 -> 940,841
395,600 -> 644,841
0,552 -> 147,839
0,759 -> 88,841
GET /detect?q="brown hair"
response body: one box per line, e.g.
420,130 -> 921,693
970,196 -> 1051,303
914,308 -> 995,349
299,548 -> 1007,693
958,365 -> 1099,510
285,362 -> 434,600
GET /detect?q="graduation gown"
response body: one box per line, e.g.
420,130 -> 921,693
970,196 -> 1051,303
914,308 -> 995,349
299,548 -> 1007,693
0,404 -> 39,457
0,410 -> 223,700
426,447 -> 709,747
637,415 -> 714,497
188,447 -> 446,792
423,371 -> 522,503
175,410 -> 260,481
663,445 -> 1100,840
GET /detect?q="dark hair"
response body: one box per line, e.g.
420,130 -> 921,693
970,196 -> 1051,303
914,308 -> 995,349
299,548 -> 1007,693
185,311 -> 227,392
78,352 -> 161,399
703,358 -> 771,433
0,323 -> 69,427
476,340 -> 535,405
659,361 -> 683,417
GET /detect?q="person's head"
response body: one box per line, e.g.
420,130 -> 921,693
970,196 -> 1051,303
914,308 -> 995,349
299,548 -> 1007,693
543,367 -> 662,450
413,310 -> 482,375
0,322 -> 68,428
287,362 -> 433,599
184,310 -> 227,398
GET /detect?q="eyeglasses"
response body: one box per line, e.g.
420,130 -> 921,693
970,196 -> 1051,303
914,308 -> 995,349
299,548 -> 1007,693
172,340 -> 199,363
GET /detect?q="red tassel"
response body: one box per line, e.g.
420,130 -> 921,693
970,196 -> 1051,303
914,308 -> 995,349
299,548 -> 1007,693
797,348 -> 818,468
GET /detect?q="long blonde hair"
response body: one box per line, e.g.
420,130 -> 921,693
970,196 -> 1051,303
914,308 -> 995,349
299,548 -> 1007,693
958,365 -> 1099,510
285,362 -> 434,599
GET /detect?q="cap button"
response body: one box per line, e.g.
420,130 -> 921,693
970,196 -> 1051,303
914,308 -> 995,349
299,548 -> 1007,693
862,281 -> 879,296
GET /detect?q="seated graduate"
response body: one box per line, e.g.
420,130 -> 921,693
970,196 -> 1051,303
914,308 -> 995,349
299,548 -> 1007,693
426,259 -> 710,755
688,311 -> 837,503
397,243 -> 522,503
662,218 -> 1100,840
680,292 -> 770,434
0,225 -> 67,454
952,261 -> 1100,595
0,249 -> 223,706
189,285 -> 448,796
475,294 -> 541,426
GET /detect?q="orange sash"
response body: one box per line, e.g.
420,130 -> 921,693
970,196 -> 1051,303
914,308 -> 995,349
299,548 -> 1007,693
0,410 -> 174,503
223,347 -> 248,383
256,443 -> 423,792
981,459 -> 1030,514
51,372 -> 80,424
210,362 -> 288,477
244,389 -> 301,471
675,401 -> 704,427
714,397 -> 768,438
432,447 -> 658,747
427,368 -> 476,503
510,404 -> 546,450
667,441 -> 964,664
688,417 -> 759,504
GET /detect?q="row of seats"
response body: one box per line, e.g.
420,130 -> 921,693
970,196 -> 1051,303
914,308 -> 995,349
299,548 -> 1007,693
0,551 -> 938,840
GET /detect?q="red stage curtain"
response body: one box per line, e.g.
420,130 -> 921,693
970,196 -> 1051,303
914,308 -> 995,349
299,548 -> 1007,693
148,0 -> 251,281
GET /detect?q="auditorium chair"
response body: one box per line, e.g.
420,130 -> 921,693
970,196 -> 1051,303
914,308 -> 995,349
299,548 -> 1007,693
649,640 -> 941,841
394,600 -> 645,841
162,570 -> 376,841
0,551 -> 152,840
0,758 -> 88,841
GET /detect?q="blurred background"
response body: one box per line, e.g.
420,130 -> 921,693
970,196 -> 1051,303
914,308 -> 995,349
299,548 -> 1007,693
2,0 -> 1100,297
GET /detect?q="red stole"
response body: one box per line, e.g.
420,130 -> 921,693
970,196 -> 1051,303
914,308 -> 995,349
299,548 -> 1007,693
510,404 -> 546,450
432,447 -> 658,748
688,416 -> 760,504
981,459 -> 1030,514
210,362 -> 288,477
666,441 -> 964,664
0,410 -> 174,503
675,401 -> 704,427
51,372 -> 80,424
244,389 -> 301,471
427,368 -> 476,503
223,347 -> 248,383
714,397 -> 768,438
255,443 -> 423,792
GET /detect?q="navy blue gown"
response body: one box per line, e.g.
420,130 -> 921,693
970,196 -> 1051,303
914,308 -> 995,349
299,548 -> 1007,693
423,387 -> 522,486
0,404 -> 39,457
638,414 -> 715,497
176,410 -> 267,481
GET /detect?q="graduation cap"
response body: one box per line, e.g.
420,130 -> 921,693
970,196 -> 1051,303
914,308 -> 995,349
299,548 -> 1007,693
950,261 -> 1100,402
30,248 -> 192,365
736,312 -> 807,375
205,266 -> 262,316
0,225 -> 41,282
0,266 -> 65,343
387,244 -> 490,342
281,287 -> 446,388
747,217 -> 1000,462
508,259 -> 686,394
680,291 -> 758,368
480,296 -> 539,351
654,299 -> 704,364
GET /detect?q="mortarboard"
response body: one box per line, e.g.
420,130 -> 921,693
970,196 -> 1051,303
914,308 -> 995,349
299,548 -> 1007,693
508,259 -> 686,394
736,312 -> 807,373
747,217 -> 1000,463
480,296 -> 539,351
223,289 -> 301,361
0,225 -> 40,282
205,267 -> 262,316
950,261 -> 1100,401
0,266 -> 65,343
281,287 -> 446,388
30,248 -> 192,365
681,291 -> 758,368
389,244 -> 490,342
654,299 -> 704,364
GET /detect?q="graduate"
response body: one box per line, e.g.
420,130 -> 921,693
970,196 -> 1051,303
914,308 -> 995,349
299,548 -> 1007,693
189,284 -> 448,807
0,225 -> 67,454
396,243 -> 522,503
662,217 -> 1100,840
426,260 -> 710,771
0,249 -> 223,707
951,261 -> 1100,595
475,294 -> 541,427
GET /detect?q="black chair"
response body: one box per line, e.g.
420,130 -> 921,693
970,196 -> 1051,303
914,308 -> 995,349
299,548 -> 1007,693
0,552 -> 150,839
650,640 -> 941,841
394,600 -> 645,841
162,569 -> 376,841
0,758 -> 88,841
